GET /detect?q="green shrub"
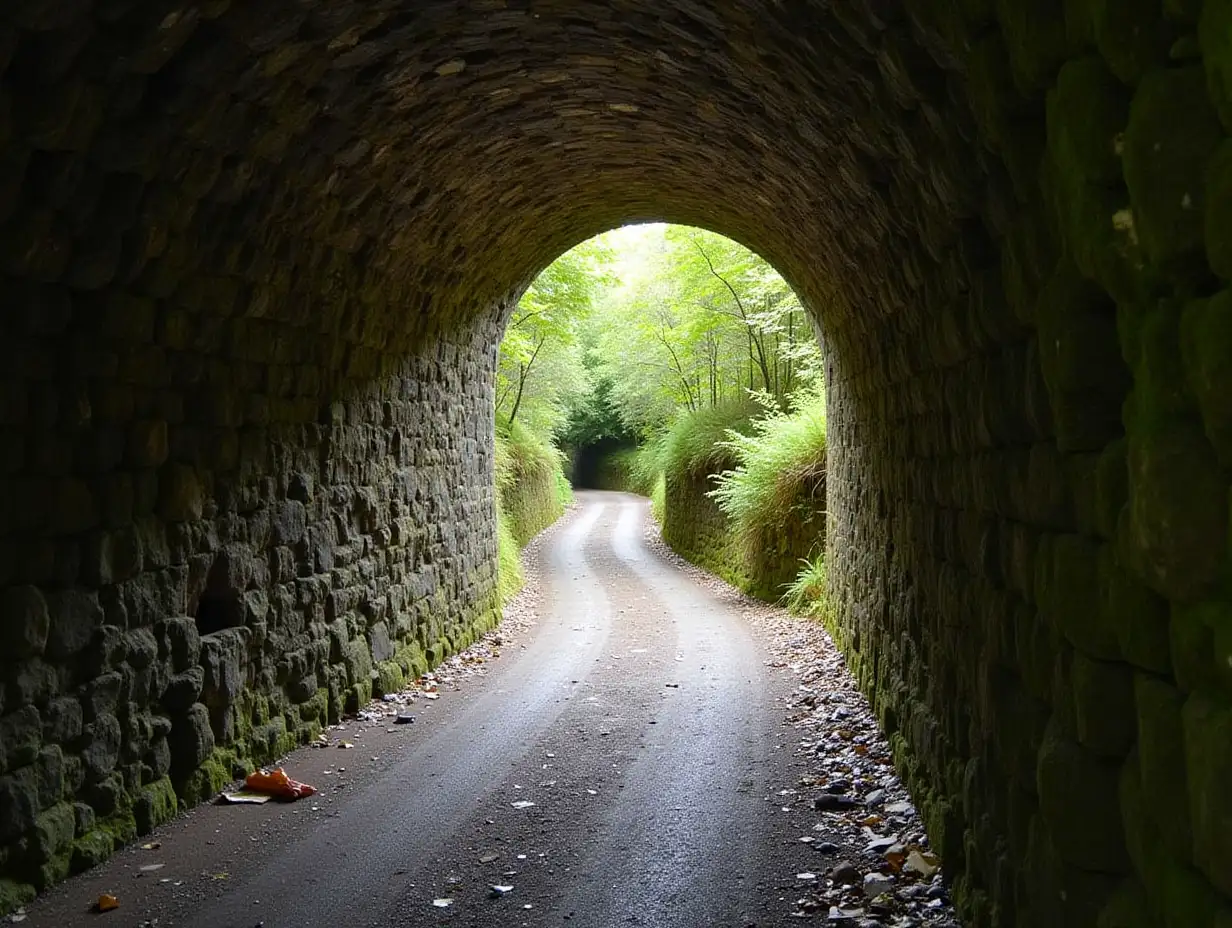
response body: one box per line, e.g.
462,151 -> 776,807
784,552 -> 831,620
660,398 -> 759,480
710,385 -> 827,564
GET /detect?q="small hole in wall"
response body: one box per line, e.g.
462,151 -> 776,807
195,591 -> 240,636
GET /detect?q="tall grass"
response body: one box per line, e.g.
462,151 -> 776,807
493,415 -> 572,603
783,552 -> 830,620
495,498 -> 524,603
630,398 -> 757,519
709,385 -> 826,562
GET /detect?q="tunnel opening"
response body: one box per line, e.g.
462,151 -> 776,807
0,1 -> 1230,923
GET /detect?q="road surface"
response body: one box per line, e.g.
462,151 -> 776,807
25,492 -> 811,928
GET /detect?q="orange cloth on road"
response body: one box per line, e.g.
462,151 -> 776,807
244,767 -> 317,800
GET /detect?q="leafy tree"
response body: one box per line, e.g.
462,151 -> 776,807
496,239 -> 611,433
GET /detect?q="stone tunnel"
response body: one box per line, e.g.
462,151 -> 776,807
1,0 -> 1231,924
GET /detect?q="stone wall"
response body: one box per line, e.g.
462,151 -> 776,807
0,304 -> 503,907
660,465 -> 826,602
1,1 -> 1230,924
497,439 -> 568,548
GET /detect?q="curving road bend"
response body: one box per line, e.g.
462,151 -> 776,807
25,492 -> 806,928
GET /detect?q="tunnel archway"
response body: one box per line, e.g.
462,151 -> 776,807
2,2 -> 1231,924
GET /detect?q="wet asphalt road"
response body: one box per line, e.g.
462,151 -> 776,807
24,492 -> 805,928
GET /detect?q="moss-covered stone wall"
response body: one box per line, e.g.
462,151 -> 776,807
660,469 -> 825,602
499,452 -> 567,548
2,1 -> 1231,923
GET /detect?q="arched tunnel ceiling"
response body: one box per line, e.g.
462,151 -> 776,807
3,0 -> 987,350
4,1 -> 1232,925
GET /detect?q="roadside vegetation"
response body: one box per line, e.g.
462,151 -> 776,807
493,223 -> 831,613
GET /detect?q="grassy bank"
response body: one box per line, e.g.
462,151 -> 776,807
494,416 -> 572,602
631,390 -> 828,604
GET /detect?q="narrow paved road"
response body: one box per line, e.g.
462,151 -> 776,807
27,492 -> 808,928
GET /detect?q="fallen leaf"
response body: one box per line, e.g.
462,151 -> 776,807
96,894 -> 120,913
905,850 -> 940,879
140,842 -> 161,851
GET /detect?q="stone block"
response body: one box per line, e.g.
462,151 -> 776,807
1037,719 -> 1129,871
82,714 -> 121,781
270,499 -> 306,545
1126,422 -> 1227,602
82,672 -> 122,721
1179,293 -> 1232,464
6,659 -> 57,711
125,419 -> 168,465
1123,67 -> 1223,268
83,526 -> 142,585
169,703 -> 214,777
1201,0 -> 1232,129
0,707 -> 41,774
1182,693 -> 1232,897
24,802 -> 74,864
1134,675 -> 1192,858
69,830 -> 112,874
158,463 -> 204,522
133,777 -> 176,835
41,697 -> 81,745
1099,546 -> 1171,674
46,478 -> 99,536
43,589 -> 102,658
0,768 -> 37,843
123,627 -> 158,670
34,746 -> 62,809
157,617 -> 200,672
1092,0 -> 1175,84
199,628 -> 245,709
1204,143 -> 1232,280
0,585 -> 49,659
101,293 -> 155,342
1072,654 -> 1134,758
1046,535 -> 1121,659
369,620 -> 394,663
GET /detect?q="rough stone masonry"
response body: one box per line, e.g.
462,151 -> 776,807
0,1 -> 1230,925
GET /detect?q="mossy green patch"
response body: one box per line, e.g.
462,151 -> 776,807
0,880 -> 36,918
134,777 -> 177,835
70,829 -> 114,874
175,753 -> 231,807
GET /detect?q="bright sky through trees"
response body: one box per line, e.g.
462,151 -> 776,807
495,223 -> 822,448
